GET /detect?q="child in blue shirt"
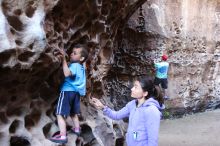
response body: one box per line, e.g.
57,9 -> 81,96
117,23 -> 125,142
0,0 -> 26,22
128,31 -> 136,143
154,54 -> 169,99
50,44 -> 88,144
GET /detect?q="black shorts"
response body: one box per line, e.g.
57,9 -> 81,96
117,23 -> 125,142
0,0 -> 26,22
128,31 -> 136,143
56,91 -> 80,117
154,77 -> 168,89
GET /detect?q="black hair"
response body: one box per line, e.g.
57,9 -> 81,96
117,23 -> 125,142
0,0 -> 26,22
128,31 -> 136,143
137,76 -> 164,106
73,44 -> 88,63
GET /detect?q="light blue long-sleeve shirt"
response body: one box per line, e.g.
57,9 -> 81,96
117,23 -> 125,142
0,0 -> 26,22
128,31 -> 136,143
103,98 -> 163,146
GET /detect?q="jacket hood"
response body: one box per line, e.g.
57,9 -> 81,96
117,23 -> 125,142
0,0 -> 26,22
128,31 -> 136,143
142,97 -> 165,110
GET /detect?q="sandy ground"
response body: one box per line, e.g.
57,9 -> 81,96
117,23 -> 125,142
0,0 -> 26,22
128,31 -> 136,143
159,109 -> 220,146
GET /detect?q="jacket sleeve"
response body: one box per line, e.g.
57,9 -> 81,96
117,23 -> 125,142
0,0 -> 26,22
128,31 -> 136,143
102,103 -> 131,120
145,106 -> 161,146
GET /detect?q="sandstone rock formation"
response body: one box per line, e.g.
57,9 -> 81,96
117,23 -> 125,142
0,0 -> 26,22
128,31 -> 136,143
1,0 -> 220,146
136,0 -> 220,116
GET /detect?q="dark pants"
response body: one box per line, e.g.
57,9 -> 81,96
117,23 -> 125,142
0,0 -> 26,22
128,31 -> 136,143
154,77 -> 168,89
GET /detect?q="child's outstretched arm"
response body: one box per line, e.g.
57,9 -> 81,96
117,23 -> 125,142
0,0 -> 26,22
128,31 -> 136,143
60,49 -> 71,77
90,97 -> 130,120
90,97 -> 105,110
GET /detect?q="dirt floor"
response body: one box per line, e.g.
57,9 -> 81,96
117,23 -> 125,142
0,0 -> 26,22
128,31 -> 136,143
159,109 -> 220,146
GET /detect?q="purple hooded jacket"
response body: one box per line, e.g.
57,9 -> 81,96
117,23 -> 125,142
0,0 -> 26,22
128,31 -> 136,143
103,97 -> 163,146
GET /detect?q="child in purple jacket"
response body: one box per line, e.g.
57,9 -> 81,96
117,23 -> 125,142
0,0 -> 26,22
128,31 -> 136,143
91,76 -> 164,146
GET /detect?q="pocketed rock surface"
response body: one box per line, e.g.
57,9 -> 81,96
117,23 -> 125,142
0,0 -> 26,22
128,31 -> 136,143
1,0 -> 220,145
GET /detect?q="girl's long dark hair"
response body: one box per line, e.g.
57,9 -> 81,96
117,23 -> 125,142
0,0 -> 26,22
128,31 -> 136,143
137,76 -> 164,106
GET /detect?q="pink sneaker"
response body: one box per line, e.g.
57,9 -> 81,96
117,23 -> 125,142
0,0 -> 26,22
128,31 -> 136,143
70,128 -> 81,136
49,134 -> 68,144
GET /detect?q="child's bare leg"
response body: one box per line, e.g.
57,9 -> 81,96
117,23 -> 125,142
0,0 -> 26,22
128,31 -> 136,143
71,114 -> 81,136
164,89 -> 167,96
163,88 -> 169,99
57,115 -> 67,135
71,114 -> 80,128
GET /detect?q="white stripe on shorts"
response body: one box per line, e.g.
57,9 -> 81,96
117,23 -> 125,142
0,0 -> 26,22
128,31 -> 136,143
58,91 -> 65,114
56,92 -> 62,114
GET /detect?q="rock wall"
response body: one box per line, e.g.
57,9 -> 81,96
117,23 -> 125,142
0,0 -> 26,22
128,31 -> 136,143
0,0 -> 147,146
133,0 -> 220,115
1,0 -> 220,146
